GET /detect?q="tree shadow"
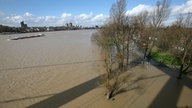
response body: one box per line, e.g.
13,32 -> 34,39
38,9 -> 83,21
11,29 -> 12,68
19,55 -> 192,108
151,60 -> 192,89
0,93 -> 55,103
148,77 -> 183,108
148,60 -> 192,108
116,73 -> 166,95
26,57 -> 142,107
27,76 -> 100,108
0,60 -> 103,72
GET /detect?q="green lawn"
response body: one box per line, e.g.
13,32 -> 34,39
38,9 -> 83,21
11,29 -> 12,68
151,49 -> 179,66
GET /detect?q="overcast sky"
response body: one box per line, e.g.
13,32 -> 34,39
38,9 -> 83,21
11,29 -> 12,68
0,0 -> 191,27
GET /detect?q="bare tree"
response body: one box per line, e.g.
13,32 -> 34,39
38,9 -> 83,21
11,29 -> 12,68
131,0 -> 171,61
132,11 -> 150,60
170,13 -> 192,79
109,0 -> 128,70
93,0 -> 131,99
146,0 -> 171,60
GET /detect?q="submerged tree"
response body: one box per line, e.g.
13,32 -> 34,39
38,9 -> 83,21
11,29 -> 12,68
93,0 -> 132,99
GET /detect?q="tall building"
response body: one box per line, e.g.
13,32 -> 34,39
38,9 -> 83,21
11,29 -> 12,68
69,23 -> 73,28
65,23 -> 73,28
20,21 -> 28,28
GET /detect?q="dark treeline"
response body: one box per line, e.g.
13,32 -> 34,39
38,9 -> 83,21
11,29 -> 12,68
0,25 -> 47,33
0,25 -> 100,34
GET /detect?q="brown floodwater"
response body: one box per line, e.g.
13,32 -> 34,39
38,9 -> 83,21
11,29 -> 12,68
0,30 -> 100,70
0,30 -> 105,107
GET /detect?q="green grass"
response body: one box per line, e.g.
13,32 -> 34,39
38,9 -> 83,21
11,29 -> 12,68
151,49 -> 179,66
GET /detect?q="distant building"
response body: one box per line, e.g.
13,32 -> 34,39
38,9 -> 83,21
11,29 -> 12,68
65,23 -> 73,28
69,23 -> 73,28
66,23 -> 68,27
20,21 -> 28,28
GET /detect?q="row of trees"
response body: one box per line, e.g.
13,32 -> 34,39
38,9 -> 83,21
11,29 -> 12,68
157,14 -> 192,79
93,0 -> 191,99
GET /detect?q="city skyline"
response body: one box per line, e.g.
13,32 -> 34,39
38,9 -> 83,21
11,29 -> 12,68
0,0 -> 191,27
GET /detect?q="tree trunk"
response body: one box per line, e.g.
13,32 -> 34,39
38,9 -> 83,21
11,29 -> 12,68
119,62 -> 123,71
144,44 -> 148,60
147,51 -> 151,62
107,90 -> 113,99
147,35 -> 156,62
177,64 -> 183,79
177,71 -> 183,79
126,43 -> 129,65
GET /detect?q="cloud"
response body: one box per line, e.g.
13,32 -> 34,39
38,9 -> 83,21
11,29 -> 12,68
77,12 -> 108,26
0,12 -> 108,27
125,0 -> 192,25
75,12 -> 108,26
126,0 -> 192,17
2,1 -> 190,27
92,14 -> 106,21
45,16 -> 56,22
77,12 -> 93,21
61,13 -> 72,18
5,15 -> 23,24
24,12 -> 32,17
171,0 -> 192,15
166,0 -> 192,25
126,4 -> 153,16
59,13 -> 74,25
91,14 -> 108,25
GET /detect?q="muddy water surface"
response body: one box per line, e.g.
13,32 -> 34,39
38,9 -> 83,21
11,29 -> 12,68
0,30 -> 104,108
